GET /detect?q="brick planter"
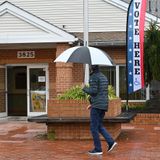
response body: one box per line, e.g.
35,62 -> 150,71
47,98 -> 122,140
48,98 -> 121,118
48,99 -> 90,118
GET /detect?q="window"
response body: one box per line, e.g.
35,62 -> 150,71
100,65 -> 147,100
100,66 -> 116,90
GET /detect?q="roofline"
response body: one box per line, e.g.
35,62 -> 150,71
103,0 -> 128,10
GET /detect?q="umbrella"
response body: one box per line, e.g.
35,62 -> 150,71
54,46 -> 114,66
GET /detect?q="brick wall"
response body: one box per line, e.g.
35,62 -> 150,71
48,99 -> 121,118
73,63 -> 84,85
55,44 -> 73,95
131,113 -> 160,125
49,62 -> 56,99
47,122 -> 121,140
0,68 -> 5,112
102,46 -> 126,64
0,48 -> 56,64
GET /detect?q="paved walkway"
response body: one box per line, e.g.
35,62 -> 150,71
0,118 -> 160,160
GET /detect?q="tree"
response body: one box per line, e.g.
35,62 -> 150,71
144,21 -> 160,85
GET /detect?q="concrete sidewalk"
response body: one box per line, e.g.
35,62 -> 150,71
0,118 -> 160,160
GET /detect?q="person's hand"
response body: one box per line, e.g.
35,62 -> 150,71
87,105 -> 91,110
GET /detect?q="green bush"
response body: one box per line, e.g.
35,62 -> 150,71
108,85 -> 117,100
57,85 -> 88,100
121,103 -> 145,112
57,85 -> 117,100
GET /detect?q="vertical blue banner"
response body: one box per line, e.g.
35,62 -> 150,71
127,0 -> 146,94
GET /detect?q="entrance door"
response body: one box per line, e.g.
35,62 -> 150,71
27,65 -> 48,117
7,66 -> 27,116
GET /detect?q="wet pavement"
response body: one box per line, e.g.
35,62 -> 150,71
0,118 -> 160,160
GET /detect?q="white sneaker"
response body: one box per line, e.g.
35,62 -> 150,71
88,149 -> 103,155
107,142 -> 117,152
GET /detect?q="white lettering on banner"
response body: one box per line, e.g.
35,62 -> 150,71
17,51 -> 35,58
133,1 -> 141,90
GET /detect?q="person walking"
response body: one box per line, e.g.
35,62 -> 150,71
82,65 -> 117,155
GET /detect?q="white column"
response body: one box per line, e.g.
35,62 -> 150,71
83,0 -> 88,47
146,85 -> 150,100
83,0 -> 89,85
116,65 -> 119,97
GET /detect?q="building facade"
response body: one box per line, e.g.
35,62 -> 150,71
0,0 -> 159,117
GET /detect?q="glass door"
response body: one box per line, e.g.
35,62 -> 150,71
27,65 -> 48,117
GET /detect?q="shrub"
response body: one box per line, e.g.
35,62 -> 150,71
108,85 -> 117,100
57,85 -> 117,100
57,85 -> 88,100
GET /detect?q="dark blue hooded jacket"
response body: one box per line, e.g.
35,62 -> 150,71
83,67 -> 108,111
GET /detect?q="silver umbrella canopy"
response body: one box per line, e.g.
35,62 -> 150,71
54,46 -> 114,66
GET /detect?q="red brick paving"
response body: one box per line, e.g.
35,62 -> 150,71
0,119 -> 160,160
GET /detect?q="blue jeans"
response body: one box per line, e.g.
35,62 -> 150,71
90,107 -> 114,152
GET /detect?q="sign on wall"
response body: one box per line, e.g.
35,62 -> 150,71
17,51 -> 35,58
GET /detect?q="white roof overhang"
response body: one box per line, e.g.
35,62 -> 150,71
0,1 -> 78,44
